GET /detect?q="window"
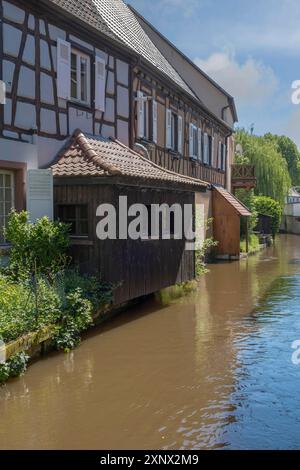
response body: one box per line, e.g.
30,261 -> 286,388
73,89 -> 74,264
203,133 -> 211,165
137,91 -> 156,141
189,124 -> 199,159
171,113 -> 178,152
0,171 -> 14,244
143,98 -> 150,140
70,50 -> 90,105
57,204 -> 89,237
220,143 -> 227,171
208,135 -> 213,166
167,110 -> 182,153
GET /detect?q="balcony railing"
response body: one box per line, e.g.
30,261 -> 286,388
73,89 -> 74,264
148,146 -> 226,186
231,164 -> 256,189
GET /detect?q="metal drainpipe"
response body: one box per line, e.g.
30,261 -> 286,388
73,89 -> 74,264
222,105 -> 234,192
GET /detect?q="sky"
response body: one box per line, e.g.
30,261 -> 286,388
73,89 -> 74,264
128,0 -> 300,147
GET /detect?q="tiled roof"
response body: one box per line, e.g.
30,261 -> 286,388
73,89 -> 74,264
47,0 -> 122,44
47,0 -> 197,100
213,185 -> 251,217
51,129 -> 208,190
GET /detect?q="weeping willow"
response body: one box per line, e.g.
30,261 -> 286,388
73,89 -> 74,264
235,129 -> 291,208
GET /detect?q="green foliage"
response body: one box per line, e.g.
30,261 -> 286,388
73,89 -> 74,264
253,196 -> 282,237
240,234 -> 260,254
264,133 -> 300,186
0,274 -> 61,343
4,211 -> 70,280
195,219 -> 218,277
235,129 -> 291,207
52,289 -> 93,352
0,214 -> 113,384
62,270 -> 113,310
0,352 -> 29,384
235,189 -> 258,235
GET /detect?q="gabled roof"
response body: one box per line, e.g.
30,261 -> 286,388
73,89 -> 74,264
213,185 -> 251,217
51,129 -> 208,190
47,0 -> 122,44
46,0 -> 196,100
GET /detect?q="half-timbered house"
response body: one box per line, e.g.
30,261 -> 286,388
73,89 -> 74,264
0,0 -> 250,292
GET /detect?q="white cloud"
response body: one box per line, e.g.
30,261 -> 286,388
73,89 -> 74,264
194,52 -> 279,106
159,0 -> 208,18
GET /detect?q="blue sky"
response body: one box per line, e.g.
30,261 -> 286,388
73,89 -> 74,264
128,0 -> 300,147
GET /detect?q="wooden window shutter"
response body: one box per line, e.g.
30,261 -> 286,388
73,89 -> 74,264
197,128 -> 202,161
178,116 -> 183,154
211,136 -> 214,166
222,144 -> 227,171
57,39 -> 71,100
95,56 -> 106,112
203,133 -> 209,164
137,91 -> 144,138
218,141 -> 222,169
189,123 -> 194,157
152,100 -> 158,144
166,108 -> 172,148
26,170 -> 53,223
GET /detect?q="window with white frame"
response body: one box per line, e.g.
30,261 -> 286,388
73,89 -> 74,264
189,124 -> 199,159
202,133 -> 214,165
0,170 -> 14,244
70,49 -> 91,105
166,109 -> 183,154
221,143 -> 227,171
137,91 -> 157,142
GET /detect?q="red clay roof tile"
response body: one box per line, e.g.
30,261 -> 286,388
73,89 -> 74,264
50,129 -> 209,190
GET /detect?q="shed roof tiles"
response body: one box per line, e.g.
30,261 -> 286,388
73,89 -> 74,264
213,185 -> 251,217
51,129 -> 208,190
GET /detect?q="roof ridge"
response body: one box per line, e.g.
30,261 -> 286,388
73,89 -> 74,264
114,138 -> 209,187
73,129 -> 122,176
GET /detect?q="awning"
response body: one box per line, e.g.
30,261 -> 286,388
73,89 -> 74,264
213,185 -> 251,217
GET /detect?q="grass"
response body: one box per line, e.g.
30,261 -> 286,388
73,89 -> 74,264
240,234 -> 260,254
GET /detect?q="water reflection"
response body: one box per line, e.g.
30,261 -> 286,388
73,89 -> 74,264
0,235 -> 300,449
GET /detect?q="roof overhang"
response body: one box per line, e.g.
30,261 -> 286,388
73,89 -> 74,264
213,185 -> 251,217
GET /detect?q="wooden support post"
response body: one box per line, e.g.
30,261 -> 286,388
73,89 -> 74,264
246,217 -> 249,253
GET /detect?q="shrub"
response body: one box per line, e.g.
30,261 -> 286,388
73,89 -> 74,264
0,274 -> 61,343
5,211 -> 70,280
0,352 -> 29,384
62,270 -> 113,310
240,234 -> 260,254
195,219 -> 218,277
52,289 -> 93,352
252,196 -> 282,237
235,189 -> 258,235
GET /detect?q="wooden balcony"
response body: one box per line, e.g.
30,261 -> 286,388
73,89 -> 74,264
231,164 -> 256,190
148,146 -> 226,186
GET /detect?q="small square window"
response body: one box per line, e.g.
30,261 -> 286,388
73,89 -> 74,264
57,204 -> 89,237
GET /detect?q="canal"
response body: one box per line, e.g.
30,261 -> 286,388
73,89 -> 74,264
1,234 -> 300,450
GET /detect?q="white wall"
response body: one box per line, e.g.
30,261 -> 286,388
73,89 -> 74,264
0,138 -> 38,169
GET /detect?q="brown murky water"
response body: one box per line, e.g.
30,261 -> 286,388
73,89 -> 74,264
1,234 -> 300,450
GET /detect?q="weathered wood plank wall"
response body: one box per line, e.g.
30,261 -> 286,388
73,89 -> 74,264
54,182 -> 195,304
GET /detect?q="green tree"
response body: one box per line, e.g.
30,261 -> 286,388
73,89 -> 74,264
235,129 -> 291,207
264,133 -> 300,186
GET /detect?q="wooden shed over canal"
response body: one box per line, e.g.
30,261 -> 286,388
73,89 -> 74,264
50,129 -> 208,304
